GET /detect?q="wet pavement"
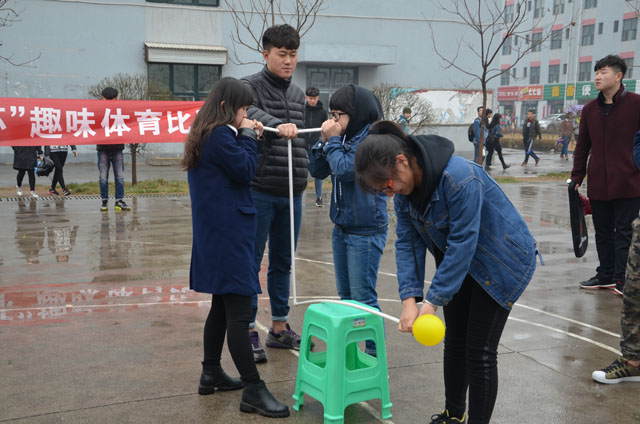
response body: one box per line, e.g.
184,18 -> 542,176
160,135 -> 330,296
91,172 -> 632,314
1,149 -> 639,424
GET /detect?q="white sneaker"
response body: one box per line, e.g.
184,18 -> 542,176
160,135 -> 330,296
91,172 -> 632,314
16,185 -> 22,196
30,191 -> 39,198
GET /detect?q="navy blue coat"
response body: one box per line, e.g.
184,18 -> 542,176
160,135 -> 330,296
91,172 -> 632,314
188,125 -> 261,296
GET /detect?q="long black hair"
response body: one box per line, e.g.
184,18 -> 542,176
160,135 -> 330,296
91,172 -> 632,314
182,77 -> 253,170
354,120 -> 416,192
489,112 -> 502,130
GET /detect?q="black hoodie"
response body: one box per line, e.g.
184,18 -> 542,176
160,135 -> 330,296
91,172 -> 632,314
345,86 -> 383,140
407,134 -> 455,215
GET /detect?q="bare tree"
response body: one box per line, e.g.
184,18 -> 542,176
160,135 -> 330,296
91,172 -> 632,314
372,83 -> 436,135
429,0 -> 571,163
225,0 -> 325,64
89,73 -> 173,185
0,0 -> 40,66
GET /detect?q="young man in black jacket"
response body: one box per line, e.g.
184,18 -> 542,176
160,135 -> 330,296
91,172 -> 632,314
304,87 -> 328,206
241,24 -> 309,363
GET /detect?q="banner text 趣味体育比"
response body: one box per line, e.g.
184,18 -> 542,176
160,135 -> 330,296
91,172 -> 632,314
0,98 -> 204,146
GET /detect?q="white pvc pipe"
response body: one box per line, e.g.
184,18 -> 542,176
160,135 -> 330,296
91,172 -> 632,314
294,298 -> 401,323
263,126 -> 322,134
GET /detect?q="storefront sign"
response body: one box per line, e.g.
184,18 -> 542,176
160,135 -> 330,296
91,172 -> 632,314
497,86 -> 521,101
519,85 -> 543,100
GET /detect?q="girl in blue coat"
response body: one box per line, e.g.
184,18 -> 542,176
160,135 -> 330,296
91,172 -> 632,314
183,77 -> 288,418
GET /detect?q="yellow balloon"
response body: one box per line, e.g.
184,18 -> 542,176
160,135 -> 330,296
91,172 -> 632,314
412,314 -> 445,346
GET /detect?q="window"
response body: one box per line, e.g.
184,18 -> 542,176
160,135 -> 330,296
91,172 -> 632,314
528,0 -> 532,11
146,0 -> 219,4
622,18 -> 638,41
501,71 -> 510,86
579,61 -> 592,81
502,36 -> 512,55
512,67 -> 517,78
531,32 -> 542,51
551,29 -> 562,49
581,24 -> 595,45
563,63 -> 568,74
584,0 -> 597,8
530,66 -> 540,84
534,0 -> 545,18
524,67 -> 528,77
566,27 -> 570,39
553,0 -> 564,14
548,64 -> 560,83
148,63 -> 221,100
504,4 -> 514,23
306,66 -> 358,106
614,20 -> 619,33
526,34 -> 530,44
598,22 -> 603,34
624,57 -> 634,79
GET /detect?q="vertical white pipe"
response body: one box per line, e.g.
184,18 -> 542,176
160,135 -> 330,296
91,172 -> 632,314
288,138 -> 297,305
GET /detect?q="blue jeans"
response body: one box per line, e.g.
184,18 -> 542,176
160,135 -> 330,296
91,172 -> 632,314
332,226 -> 387,355
250,190 -> 303,327
314,178 -> 323,199
97,150 -> 124,200
561,135 -> 571,156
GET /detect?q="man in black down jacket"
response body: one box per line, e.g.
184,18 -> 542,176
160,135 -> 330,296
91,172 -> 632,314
241,24 -> 309,363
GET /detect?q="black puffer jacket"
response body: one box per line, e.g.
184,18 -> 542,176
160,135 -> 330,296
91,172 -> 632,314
12,146 -> 43,171
242,66 -> 308,197
303,101 -> 327,149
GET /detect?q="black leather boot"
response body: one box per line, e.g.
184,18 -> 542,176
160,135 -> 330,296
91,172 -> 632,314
240,380 -> 290,418
198,363 -> 244,395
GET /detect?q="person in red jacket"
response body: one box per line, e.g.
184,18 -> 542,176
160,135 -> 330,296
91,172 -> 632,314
570,55 -> 640,295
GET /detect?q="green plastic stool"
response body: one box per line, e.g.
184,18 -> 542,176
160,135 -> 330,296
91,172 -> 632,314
292,300 -> 392,423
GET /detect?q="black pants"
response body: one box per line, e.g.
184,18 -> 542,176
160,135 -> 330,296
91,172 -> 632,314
50,151 -> 68,190
485,141 -> 507,168
443,277 -> 511,424
16,169 -> 36,191
591,197 -> 640,283
203,294 -> 260,385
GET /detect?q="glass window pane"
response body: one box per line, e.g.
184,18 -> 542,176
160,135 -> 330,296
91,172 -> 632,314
198,0 -> 219,5
307,68 -> 331,89
197,65 -> 220,96
174,64 -> 195,94
148,63 -> 170,91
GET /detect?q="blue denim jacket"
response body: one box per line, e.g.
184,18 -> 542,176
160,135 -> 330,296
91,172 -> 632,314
394,156 -> 537,310
310,124 -> 388,235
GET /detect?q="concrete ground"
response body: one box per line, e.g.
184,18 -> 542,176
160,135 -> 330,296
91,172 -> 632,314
1,148 -> 639,424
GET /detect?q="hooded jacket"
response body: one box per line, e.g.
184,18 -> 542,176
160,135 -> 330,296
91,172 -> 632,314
309,86 -> 388,235
241,66 -> 309,197
394,135 -> 536,310
571,84 -> 640,200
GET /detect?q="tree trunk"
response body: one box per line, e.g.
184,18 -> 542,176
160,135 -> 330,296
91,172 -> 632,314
478,82 -> 487,165
131,144 -> 138,186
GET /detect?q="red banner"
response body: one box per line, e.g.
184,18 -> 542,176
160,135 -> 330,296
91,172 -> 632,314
0,98 -> 203,146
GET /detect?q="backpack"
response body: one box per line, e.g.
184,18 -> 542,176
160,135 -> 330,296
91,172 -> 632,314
467,122 -> 475,142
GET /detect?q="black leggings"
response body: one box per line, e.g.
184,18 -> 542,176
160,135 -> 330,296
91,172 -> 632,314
50,151 -> 68,190
443,277 -> 511,424
16,169 -> 36,191
203,294 -> 260,385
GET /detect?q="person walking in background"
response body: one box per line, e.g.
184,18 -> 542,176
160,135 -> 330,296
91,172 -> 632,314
183,77 -> 289,418
471,107 -> 488,163
45,145 -> 77,196
558,113 -> 573,161
572,55 -> 640,295
13,145 -> 43,198
98,87 -> 130,212
398,107 -> 411,134
485,113 -> 510,170
309,85 -> 389,357
303,87 -> 328,207
521,109 -> 541,166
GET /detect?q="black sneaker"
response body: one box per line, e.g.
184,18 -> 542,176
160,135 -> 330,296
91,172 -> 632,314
115,199 -> 131,211
62,189 -> 71,196
100,200 -> 108,211
579,275 -> 615,289
430,409 -> 466,423
49,188 -> 59,196
613,281 -> 624,297
502,163 -> 511,170
266,323 -> 302,350
249,331 -> 267,363
315,197 -> 323,207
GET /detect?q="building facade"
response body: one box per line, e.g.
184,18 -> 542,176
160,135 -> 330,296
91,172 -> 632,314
496,0 -> 639,123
